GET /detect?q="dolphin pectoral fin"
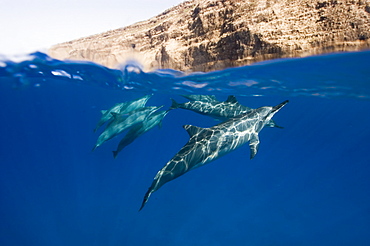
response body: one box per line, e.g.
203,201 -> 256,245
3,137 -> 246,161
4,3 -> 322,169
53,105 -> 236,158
249,133 -> 260,159
183,124 -> 205,137
101,110 -> 107,115
94,122 -> 103,132
274,123 -> 284,129
266,119 -> 284,129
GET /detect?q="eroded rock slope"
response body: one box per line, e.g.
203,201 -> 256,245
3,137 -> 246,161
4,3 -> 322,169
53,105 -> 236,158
49,0 -> 370,71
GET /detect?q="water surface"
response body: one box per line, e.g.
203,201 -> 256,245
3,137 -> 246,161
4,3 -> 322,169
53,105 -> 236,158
1,51 -> 369,245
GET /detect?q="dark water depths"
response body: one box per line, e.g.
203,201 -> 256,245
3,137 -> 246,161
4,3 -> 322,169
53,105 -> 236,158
0,51 -> 369,245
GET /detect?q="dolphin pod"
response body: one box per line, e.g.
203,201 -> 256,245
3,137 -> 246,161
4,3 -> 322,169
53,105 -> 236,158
92,95 -> 288,210
92,106 -> 162,151
139,100 -> 289,210
93,95 -> 153,133
92,95 -> 166,152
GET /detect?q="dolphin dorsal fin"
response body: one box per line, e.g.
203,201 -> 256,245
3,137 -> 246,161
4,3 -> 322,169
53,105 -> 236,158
101,110 -> 107,114
183,125 -> 204,137
110,112 -> 124,120
225,95 -> 238,103
111,112 -> 119,118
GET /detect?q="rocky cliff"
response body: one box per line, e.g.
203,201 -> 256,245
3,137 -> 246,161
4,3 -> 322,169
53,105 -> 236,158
49,0 -> 370,71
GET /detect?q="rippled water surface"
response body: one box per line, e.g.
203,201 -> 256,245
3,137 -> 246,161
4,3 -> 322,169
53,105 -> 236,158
1,51 -> 370,245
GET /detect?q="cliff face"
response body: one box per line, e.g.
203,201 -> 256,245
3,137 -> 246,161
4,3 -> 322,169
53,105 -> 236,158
49,0 -> 370,71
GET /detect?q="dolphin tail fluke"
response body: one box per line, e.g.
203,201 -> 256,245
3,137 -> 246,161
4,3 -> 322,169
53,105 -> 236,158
93,124 -> 100,132
170,98 -> 180,109
112,150 -> 118,159
139,188 -> 154,211
139,176 -> 164,211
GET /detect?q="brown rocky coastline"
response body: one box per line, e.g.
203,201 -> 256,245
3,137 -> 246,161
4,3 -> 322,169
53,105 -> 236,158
48,0 -> 370,72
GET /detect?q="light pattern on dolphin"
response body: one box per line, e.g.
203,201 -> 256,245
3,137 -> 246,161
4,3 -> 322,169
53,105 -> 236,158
92,106 -> 161,151
93,94 -> 152,132
181,95 -> 218,102
171,95 -> 282,128
140,100 -> 289,210
112,110 -> 170,158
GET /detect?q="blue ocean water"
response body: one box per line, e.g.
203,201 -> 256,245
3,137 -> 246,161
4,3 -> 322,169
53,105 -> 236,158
0,51 -> 370,245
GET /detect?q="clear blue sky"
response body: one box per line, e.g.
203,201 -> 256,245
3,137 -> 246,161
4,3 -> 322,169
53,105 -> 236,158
0,0 -> 183,55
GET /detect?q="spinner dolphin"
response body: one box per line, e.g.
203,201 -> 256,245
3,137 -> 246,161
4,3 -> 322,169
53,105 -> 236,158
140,100 -> 289,210
171,95 -> 282,128
92,106 -> 161,151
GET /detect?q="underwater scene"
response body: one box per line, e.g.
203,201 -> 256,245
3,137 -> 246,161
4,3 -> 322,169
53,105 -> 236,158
1,51 -> 370,245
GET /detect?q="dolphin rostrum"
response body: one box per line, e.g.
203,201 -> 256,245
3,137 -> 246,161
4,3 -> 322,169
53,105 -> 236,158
112,109 -> 171,158
139,100 -> 289,210
92,106 -> 161,151
171,95 -> 282,128
93,94 -> 152,132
